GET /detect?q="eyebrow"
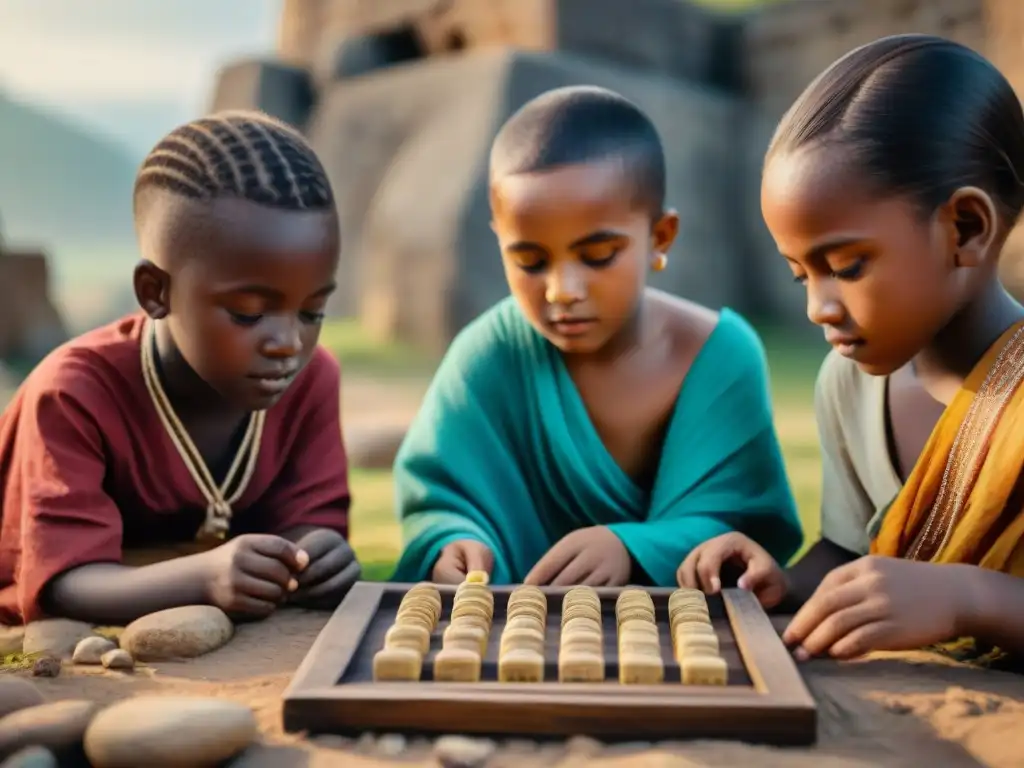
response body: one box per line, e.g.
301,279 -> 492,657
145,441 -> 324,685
782,235 -> 868,262
505,229 -> 628,253
225,283 -> 337,300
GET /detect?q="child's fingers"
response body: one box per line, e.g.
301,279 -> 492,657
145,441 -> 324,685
298,542 -> 355,588
549,554 -> 592,586
696,544 -> 738,594
462,542 -> 494,575
295,559 -> 362,603
676,549 -> 702,589
736,554 -> 779,593
525,549 -> 570,586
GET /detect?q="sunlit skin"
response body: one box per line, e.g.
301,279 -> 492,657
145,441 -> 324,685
134,193 -> 341,451
489,159 -> 678,359
759,143 -> 1015,389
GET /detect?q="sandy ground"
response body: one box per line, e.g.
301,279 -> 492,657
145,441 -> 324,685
7,609 -> 1024,768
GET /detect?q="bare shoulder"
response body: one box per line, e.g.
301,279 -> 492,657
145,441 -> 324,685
647,289 -> 721,366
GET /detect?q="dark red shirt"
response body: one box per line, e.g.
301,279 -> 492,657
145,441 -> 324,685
0,314 -> 350,624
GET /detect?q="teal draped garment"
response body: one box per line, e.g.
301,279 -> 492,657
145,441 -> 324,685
391,297 -> 802,586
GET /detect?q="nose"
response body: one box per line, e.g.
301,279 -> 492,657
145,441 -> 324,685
260,316 -> 302,358
545,263 -> 587,306
806,277 -> 846,328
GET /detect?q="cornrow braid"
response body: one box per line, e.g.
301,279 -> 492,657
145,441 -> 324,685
134,110 -> 334,213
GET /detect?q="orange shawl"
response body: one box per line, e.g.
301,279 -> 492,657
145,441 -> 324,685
872,321 -> 1024,577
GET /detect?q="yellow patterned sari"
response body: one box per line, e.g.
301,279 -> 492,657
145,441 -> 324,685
872,320 -> 1024,667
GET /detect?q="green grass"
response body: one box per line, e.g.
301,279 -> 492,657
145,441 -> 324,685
329,319 -> 829,578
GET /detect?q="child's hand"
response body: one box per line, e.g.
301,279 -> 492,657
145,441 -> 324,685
433,539 -> 493,583
524,527 -> 631,587
201,534 -> 309,619
677,532 -> 787,608
783,556 -> 967,661
288,528 -> 361,609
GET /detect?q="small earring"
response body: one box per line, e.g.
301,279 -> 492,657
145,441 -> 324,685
652,253 -> 667,272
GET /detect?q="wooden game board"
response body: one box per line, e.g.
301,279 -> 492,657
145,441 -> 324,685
282,582 -> 817,744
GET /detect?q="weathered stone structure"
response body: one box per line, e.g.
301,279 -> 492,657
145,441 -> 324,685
0,226 -> 68,366
212,0 -> 1003,352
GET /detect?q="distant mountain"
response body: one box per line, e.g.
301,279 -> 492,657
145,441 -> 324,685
0,91 -> 139,258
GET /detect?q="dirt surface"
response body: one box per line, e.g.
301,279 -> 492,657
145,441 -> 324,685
7,609 -> 1024,768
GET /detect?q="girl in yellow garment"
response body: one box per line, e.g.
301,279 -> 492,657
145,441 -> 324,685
678,34 -> 1024,664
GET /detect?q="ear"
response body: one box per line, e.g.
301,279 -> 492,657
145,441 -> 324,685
651,208 -> 680,256
940,187 -> 999,268
133,260 -> 171,319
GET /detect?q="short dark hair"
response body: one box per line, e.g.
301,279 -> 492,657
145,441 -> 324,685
489,86 -> 666,217
134,110 -> 335,217
768,34 -> 1024,224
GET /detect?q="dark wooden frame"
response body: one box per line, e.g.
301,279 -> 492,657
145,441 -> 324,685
282,582 -> 817,744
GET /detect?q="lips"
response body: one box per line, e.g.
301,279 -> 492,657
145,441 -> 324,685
824,331 -> 865,358
548,316 -> 597,337
248,368 -> 298,396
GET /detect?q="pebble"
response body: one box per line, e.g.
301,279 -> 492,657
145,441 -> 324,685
434,736 -> 497,768
72,636 -> 117,665
119,606 -> 233,661
565,736 -> 604,756
0,700 -> 101,761
30,658 -> 60,678
0,746 -> 57,768
84,696 -> 258,767
22,620 -> 96,659
0,626 -> 24,656
100,649 -> 134,671
0,678 -> 45,720
376,733 -> 406,756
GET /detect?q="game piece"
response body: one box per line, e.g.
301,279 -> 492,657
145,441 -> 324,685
498,648 -> 545,682
372,647 -> 423,681
619,652 -> 664,685
384,623 -> 431,655
558,651 -> 605,682
680,654 -> 728,686
674,632 -> 720,660
443,622 -> 488,655
434,648 -> 482,682
465,570 -> 490,585
499,627 -> 545,655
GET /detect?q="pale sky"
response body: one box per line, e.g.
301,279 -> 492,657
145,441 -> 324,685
0,0 -> 284,153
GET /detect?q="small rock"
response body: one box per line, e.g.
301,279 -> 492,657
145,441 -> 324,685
100,649 -> 134,671
0,700 -> 101,761
566,735 -> 604,756
885,701 -> 913,715
354,733 -> 376,753
83,696 -> 257,767
0,626 -> 24,656
119,606 -> 233,661
433,736 -> 496,768
312,735 -> 350,750
377,733 -> 406,756
0,678 -> 44,720
22,620 -> 96,659
0,746 -> 57,768
30,657 -> 60,678
72,636 -> 116,665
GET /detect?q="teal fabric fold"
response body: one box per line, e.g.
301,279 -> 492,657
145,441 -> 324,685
391,297 -> 802,586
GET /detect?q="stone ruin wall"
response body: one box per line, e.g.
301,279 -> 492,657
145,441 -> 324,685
259,0 -> 1024,349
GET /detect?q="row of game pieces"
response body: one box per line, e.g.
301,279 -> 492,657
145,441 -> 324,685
669,588 -> 727,685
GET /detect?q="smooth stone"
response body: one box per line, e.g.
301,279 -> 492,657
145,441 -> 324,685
119,606 -> 233,661
0,626 -> 24,656
0,700 -> 101,761
0,679 -> 45,720
376,733 -> 406,756
22,620 -> 96,659
30,658 -> 60,678
100,649 -> 134,671
433,736 -> 496,768
72,636 -> 116,665
84,696 -> 258,767
0,746 -> 57,768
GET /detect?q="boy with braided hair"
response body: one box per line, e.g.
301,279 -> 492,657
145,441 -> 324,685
0,110 -> 358,626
